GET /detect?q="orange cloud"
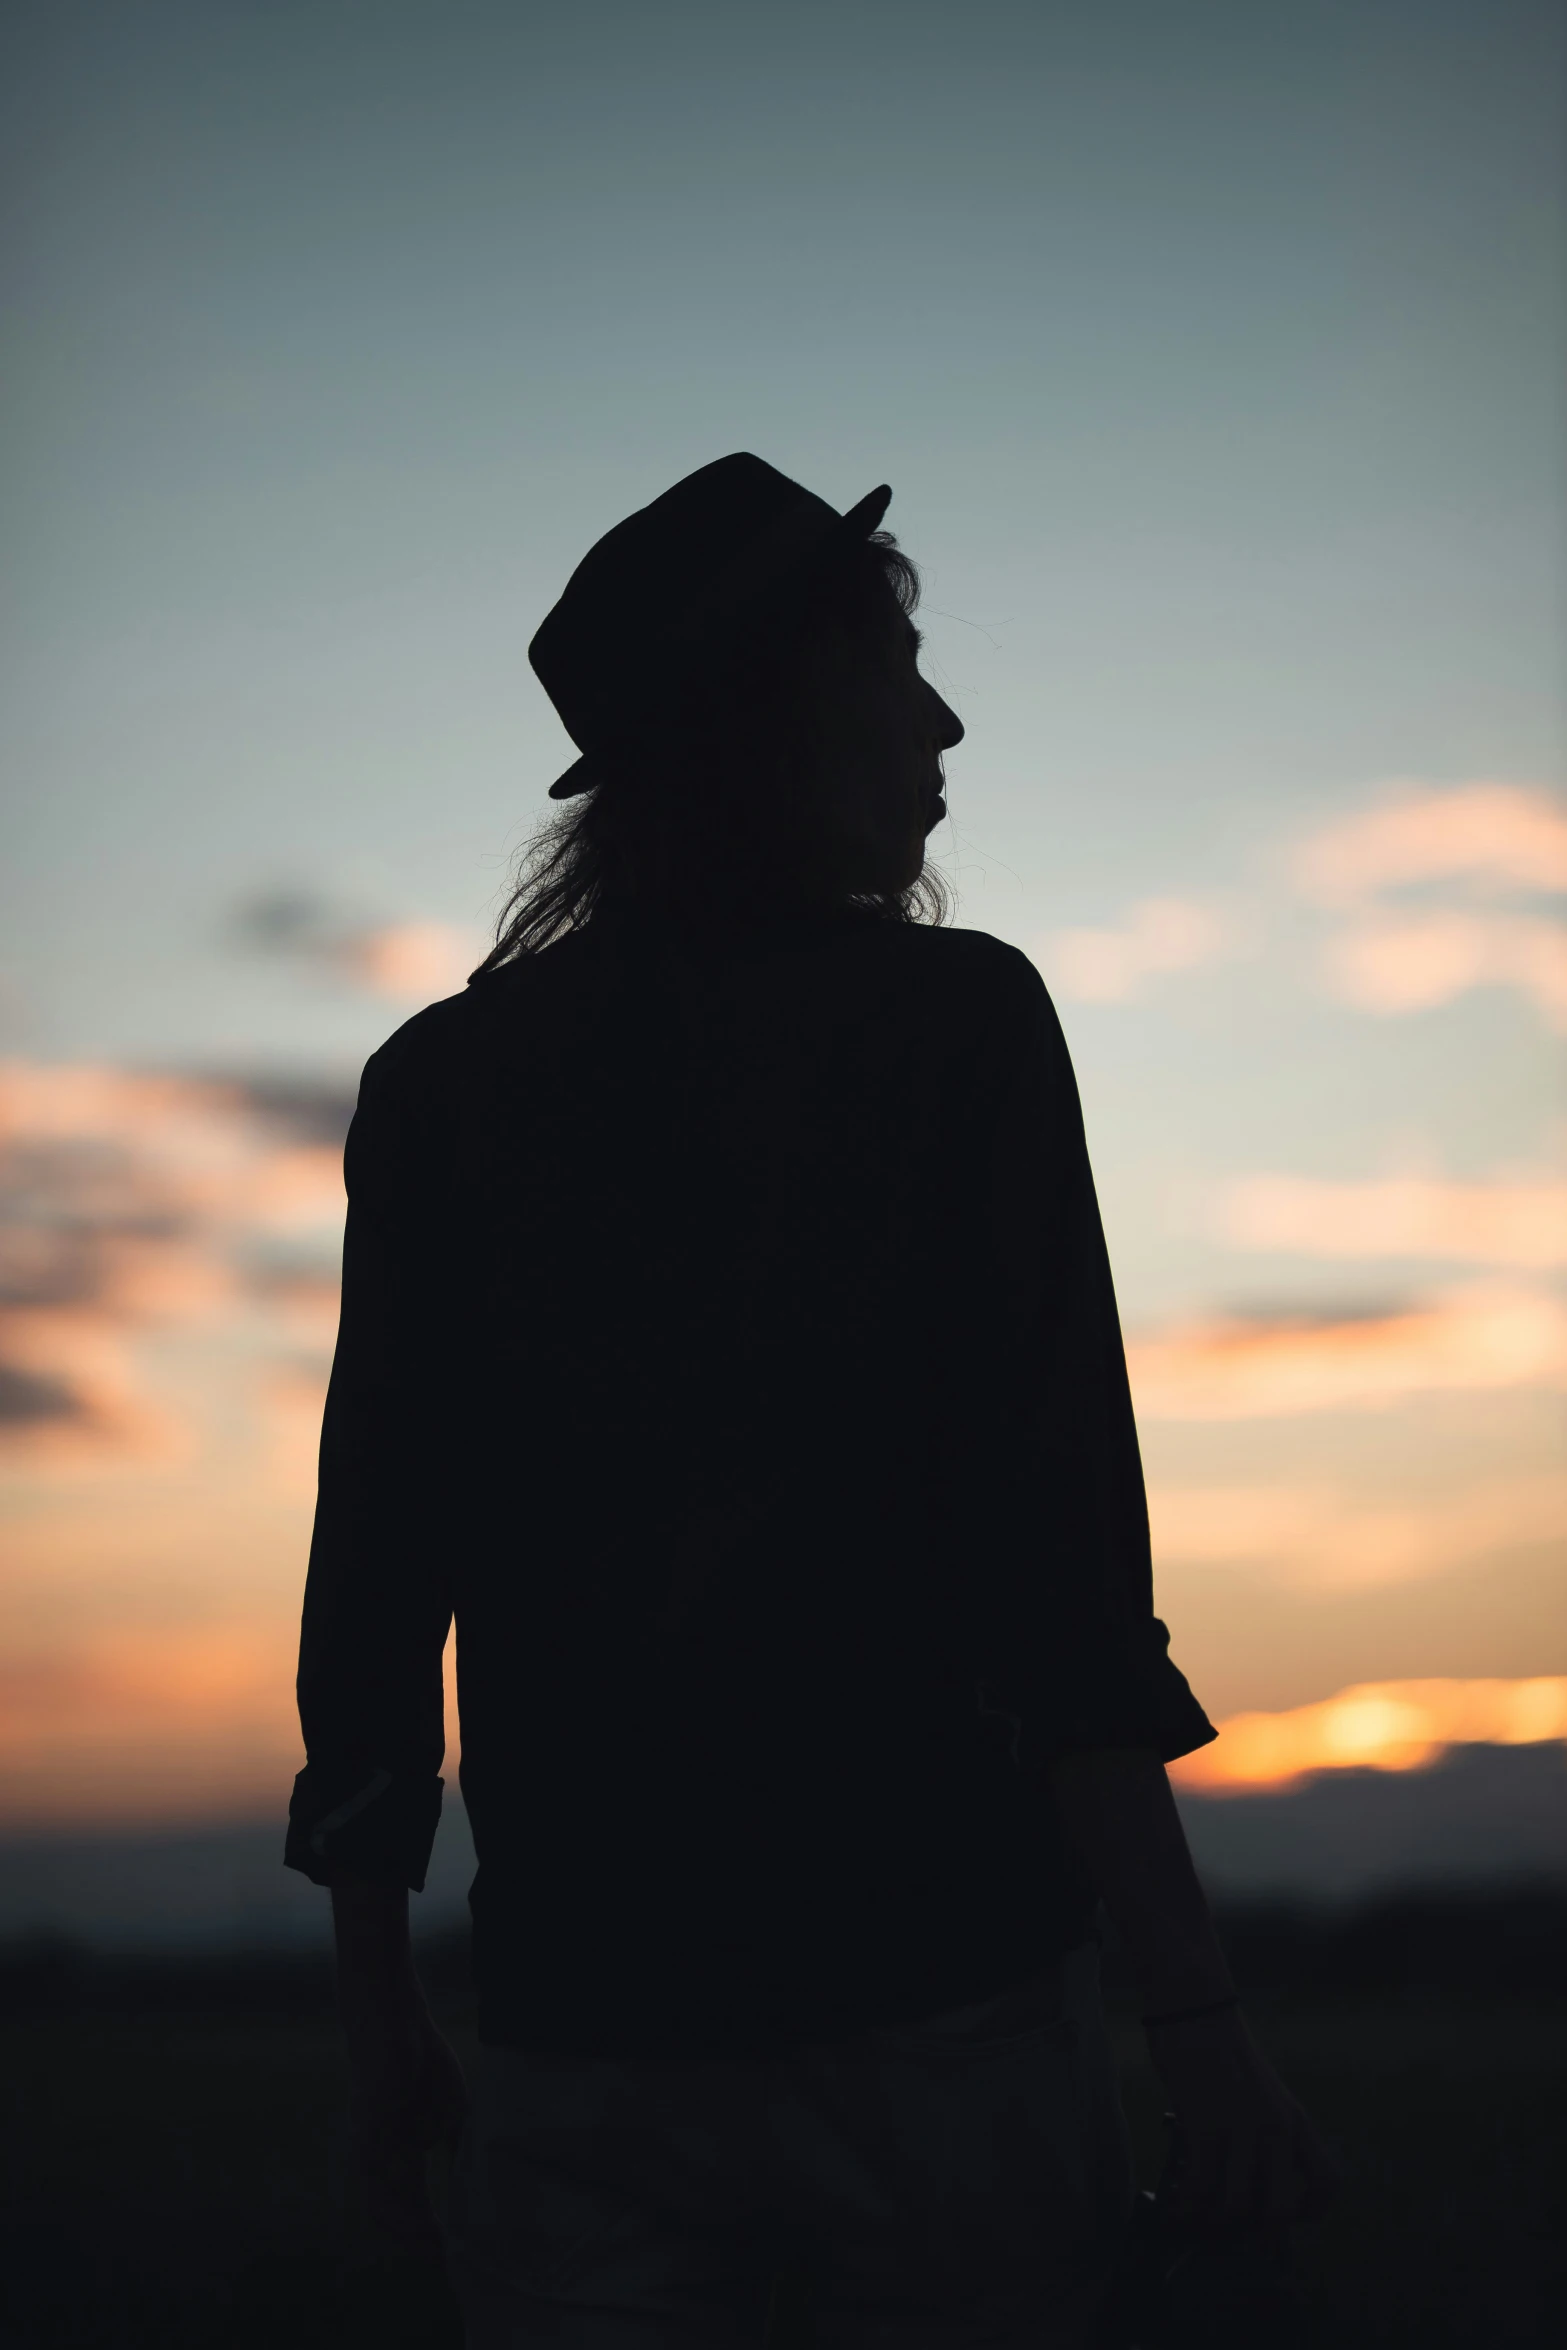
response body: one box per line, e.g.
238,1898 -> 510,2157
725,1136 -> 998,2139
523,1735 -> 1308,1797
0,1616 -> 461,1829
1149,1472 -> 1567,1591
1037,897 -> 1228,1003
0,1626 -> 308,1827
1170,1676 -> 1567,1794
1126,1284 -> 1567,1419
0,1625 -> 297,1737
1294,784 -> 1567,908
261,1363 -> 333,1502
1220,1173 -> 1567,1268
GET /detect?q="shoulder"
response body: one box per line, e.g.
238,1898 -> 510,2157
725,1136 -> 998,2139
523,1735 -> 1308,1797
901,922 -> 1043,987
356,941 -> 575,1103
345,966 -> 558,1208
356,988 -> 484,1109
345,968 -> 525,1172
880,928 -> 1083,1142
882,921 -> 1065,1040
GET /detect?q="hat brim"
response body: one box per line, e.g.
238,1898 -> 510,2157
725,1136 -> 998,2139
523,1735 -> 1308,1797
545,482 -> 894,799
547,753 -> 593,801
840,483 -> 893,539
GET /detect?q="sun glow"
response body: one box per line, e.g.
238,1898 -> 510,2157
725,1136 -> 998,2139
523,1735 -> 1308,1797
1170,1676 -> 1567,1795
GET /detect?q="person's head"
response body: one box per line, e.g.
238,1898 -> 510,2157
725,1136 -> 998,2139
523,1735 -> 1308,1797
477,469 -> 964,966
792,536 -> 964,900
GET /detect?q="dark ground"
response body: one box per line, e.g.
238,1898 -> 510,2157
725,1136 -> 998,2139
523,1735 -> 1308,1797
3,1888 -> 1564,2349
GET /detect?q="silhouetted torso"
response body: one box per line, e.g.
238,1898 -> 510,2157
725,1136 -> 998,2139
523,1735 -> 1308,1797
286,899 -> 1213,2055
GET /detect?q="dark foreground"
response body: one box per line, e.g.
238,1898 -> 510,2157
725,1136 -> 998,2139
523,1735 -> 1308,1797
3,1889 -> 1564,2349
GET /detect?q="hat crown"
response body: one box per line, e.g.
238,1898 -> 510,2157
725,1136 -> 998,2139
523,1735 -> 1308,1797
562,454 -> 831,613
528,456 -> 889,783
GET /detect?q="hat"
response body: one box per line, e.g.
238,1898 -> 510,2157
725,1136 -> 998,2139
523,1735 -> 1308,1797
530,454 -> 893,799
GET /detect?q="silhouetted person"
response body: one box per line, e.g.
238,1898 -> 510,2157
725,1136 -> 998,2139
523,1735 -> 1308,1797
285,455 -> 1337,2345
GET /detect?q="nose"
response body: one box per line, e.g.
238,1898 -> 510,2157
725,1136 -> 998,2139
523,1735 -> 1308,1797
928,684 -> 964,751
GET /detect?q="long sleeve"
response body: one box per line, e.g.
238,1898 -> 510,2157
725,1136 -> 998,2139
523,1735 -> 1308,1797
283,1038 -> 454,1891
962,957 -> 1217,1778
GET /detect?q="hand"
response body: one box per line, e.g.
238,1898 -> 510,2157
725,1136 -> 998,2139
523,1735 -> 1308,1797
343,2000 -> 469,2250
1145,2005 -> 1343,2236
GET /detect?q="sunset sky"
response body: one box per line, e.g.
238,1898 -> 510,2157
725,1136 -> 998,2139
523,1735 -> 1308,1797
2,0 -> 1563,1836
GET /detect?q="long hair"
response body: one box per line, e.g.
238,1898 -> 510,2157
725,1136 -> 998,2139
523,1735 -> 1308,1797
474,531 -> 952,972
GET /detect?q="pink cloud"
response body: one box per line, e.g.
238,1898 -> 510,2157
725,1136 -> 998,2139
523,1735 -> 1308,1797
0,1061 -> 346,1474
1295,784 -> 1567,908
333,921 -> 477,1003
1287,785 -> 1567,1029
1321,909 -> 1567,1027
1038,897 -> 1228,1003
1220,1173 -> 1567,1268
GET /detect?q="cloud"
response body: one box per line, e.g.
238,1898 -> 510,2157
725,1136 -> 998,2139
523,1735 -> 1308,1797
0,1307 -> 195,1466
230,887 -> 480,1004
1321,909 -> 1567,1027
0,1624 -> 299,1739
1125,1284 -> 1567,1419
339,921 -> 478,1000
0,1362 -> 77,1424
1291,785 -> 1567,1028
1148,1472 -> 1567,1591
0,1064 -> 364,1820
1294,784 -> 1567,909
0,1061 -> 349,1472
1169,1676 -> 1567,1794
1220,1173 -> 1567,1268
1036,897 -> 1228,1003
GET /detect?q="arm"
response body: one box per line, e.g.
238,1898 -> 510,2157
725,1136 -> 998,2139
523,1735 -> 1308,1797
1044,1744 -> 1235,2015
328,1876 -> 468,2250
976,966 -> 1337,2228
283,1038 -> 467,2240
286,1041 -> 455,1890
330,1877 -> 425,2031
1046,1745 -> 1341,2230
964,965 -> 1219,1775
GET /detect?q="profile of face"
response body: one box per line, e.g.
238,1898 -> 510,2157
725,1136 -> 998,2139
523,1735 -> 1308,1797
807,581 -> 965,897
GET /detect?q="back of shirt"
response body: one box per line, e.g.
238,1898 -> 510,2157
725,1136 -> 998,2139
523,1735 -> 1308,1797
286,900 -> 1214,2055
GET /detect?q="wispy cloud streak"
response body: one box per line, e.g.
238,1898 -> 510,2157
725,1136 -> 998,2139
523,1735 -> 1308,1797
230,888 -> 479,1003
1322,909 -> 1567,1027
1126,1285 -> 1567,1419
1036,897 -> 1229,1003
1220,1173 -> 1567,1268
1294,784 -> 1567,907
0,1062 -> 348,1471
1293,784 -> 1567,1028
1149,1472 -> 1567,1591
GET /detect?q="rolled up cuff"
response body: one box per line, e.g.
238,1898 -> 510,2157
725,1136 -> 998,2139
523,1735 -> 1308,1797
284,1762 -> 444,1891
983,1617 -> 1218,1779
